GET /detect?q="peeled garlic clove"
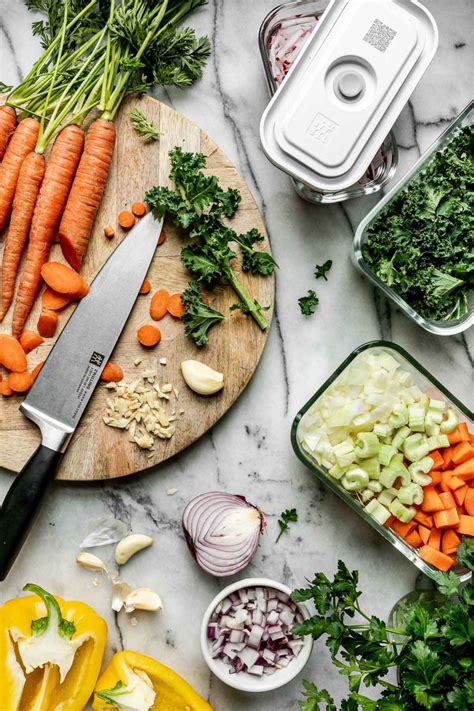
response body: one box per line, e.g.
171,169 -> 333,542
111,581 -> 132,612
76,551 -> 106,572
124,588 -> 163,612
115,534 -> 153,565
180,360 -> 224,395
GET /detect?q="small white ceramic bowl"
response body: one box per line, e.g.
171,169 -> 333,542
200,577 -> 313,693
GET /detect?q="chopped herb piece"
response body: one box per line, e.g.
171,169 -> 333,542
314,259 -> 332,281
276,508 -> 298,543
298,290 -> 319,315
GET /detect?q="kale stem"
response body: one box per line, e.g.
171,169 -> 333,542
225,267 -> 268,330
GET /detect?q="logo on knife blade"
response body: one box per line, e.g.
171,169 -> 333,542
89,351 -> 105,367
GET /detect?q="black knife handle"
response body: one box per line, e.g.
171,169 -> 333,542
0,444 -> 62,581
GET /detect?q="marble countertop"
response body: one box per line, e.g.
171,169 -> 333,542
0,1 -> 473,708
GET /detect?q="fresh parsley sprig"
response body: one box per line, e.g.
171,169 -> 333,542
276,508 -> 298,543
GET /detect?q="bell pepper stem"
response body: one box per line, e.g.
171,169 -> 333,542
23,583 -> 76,638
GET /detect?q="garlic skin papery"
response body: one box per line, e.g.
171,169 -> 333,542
180,360 -> 224,395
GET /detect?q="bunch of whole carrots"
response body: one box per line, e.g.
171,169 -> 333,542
0,0 -> 209,343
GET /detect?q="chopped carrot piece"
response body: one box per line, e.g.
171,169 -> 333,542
452,441 -> 473,465
429,450 -> 444,471
0,334 -> 27,372
167,293 -> 185,318
8,370 -> 34,393
19,330 -> 44,354
418,525 -> 431,545
158,229 -> 166,246
405,529 -> 422,548
439,491 -> 456,509
464,488 -> 474,516
150,289 -> 169,321
42,287 -> 71,311
131,201 -> 147,217
414,510 -> 433,528
457,514 -> 474,536
391,519 -> 416,538
448,475 -> 467,490
421,486 -> 444,512
448,428 -> 462,445
442,447 -> 453,469
41,262 -> 89,298
428,528 -> 441,550
139,279 -> 151,295
31,360 -> 44,380
0,380 -> 13,396
419,545 -> 454,571
433,508 -> 460,529
137,325 -> 161,348
37,309 -> 58,338
100,361 -> 123,383
452,459 -> 474,480
459,422 -> 470,442
453,485 -> 469,507
440,470 -> 453,493
384,515 -> 395,528
118,210 -> 136,229
430,471 -> 442,486
104,225 -> 115,239
442,529 -> 460,555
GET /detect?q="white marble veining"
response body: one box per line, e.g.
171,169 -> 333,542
0,1 -> 473,709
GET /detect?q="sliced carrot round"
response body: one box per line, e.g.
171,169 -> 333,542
42,287 -> 71,311
0,380 -> 13,396
100,361 -> 124,382
168,293 -> 185,318
37,310 -> 58,338
19,330 -> 44,354
0,334 -> 27,372
139,279 -> 151,295
31,360 -> 45,380
118,210 -> 136,229
41,261 -> 88,298
8,370 -> 34,393
137,325 -> 161,348
158,229 -> 166,246
150,289 -> 169,320
131,201 -> 147,217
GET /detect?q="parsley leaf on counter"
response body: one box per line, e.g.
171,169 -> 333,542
145,148 -> 274,333
314,260 -> 332,281
276,508 -> 298,543
298,290 -> 319,315
362,125 -> 474,322
181,282 -> 224,346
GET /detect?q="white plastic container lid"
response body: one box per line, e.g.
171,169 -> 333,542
260,0 -> 438,192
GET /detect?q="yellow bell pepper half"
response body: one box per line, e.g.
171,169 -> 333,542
0,583 -> 107,711
92,650 -> 213,711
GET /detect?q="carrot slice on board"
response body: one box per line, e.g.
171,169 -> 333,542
31,360 -> 45,380
37,310 -> 58,338
19,330 -> 44,354
150,289 -> 169,321
41,262 -> 89,298
0,334 -> 27,372
131,201 -> 147,217
167,293 -> 185,318
100,362 -> 123,383
8,370 -> 34,393
42,287 -> 71,311
139,279 -> 151,295
118,210 -> 135,229
137,325 -> 161,348
0,380 -> 13,396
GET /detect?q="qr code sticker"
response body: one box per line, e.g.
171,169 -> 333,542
363,18 -> 397,53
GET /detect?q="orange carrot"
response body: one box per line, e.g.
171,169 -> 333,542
131,201 -> 147,217
457,514 -> 474,536
167,293 -> 185,318
442,529 -> 460,555
59,119 -> 116,269
8,370 -> 34,393
0,380 -> 13,396
150,289 -> 169,320
418,525 -> 431,545
158,229 -> 166,246
458,422 -> 470,442
0,151 -> 46,320
0,117 -> 39,230
421,486 -> 444,512
137,325 -> 161,347
464,488 -> 474,516
453,484 -> 469,506
419,545 -> 454,571
19,330 -> 44,354
0,333 -> 27,372
0,106 -> 17,161
429,450 -> 444,471
414,510 -> 433,528
391,519 -> 416,538
405,529 -> 422,548
451,441 -> 473,465
37,309 -> 58,338
428,528 -> 441,551
440,470 -> 453,493
448,428 -> 462,445
12,125 -> 84,337
31,359 -> 44,380
41,261 -> 88,298
117,210 -> 135,229
100,361 -> 123,382
452,459 -> 474,481
442,447 -> 453,469
438,491 -> 456,510
429,471 -> 442,486
41,287 -> 71,311
104,225 -> 115,239
433,508 -> 459,529
139,279 -> 151,295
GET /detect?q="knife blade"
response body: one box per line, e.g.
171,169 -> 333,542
0,211 -> 164,580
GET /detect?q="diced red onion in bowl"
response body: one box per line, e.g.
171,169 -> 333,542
207,585 -> 305,676
182,492 -> 265,577
267,15 -> 320,85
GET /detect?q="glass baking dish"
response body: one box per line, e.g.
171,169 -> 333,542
258,0 -> 398,204
353,101 -> 474,335
291,341 -> 474,582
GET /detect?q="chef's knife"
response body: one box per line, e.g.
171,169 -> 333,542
0,211 -> 164,580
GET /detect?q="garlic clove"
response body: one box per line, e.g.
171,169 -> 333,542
76,551 -> 106,572
124,587 -> 163,612
111,581 -> 132,612
180,360 -> 224,396
115,534 -> 153,565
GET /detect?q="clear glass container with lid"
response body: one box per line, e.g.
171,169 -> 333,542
291,341 -> 473,583
259,0 -> 399,204
353,101 -> 474,336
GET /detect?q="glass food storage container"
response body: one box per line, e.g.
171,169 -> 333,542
259,0 -> 399,204
291,341 -> 473,583
353,102 -> 474,335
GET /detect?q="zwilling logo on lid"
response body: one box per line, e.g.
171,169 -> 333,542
307,113 -> 338,144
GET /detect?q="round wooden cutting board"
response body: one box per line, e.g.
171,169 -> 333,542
0,96 -> 274,480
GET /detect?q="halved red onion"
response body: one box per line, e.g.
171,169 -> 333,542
182,492 -> 265,577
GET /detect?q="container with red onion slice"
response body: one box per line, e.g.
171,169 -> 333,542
201,578 -> 313,692
182,492 -> 266,577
